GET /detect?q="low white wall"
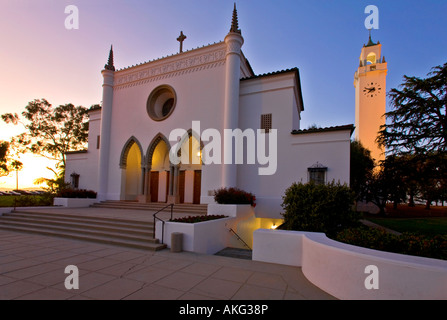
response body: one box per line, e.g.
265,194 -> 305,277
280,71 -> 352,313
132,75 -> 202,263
253,229 -> 447,300
156,204 -> 259,254
156,217 -> 236,254
53,197 -> 98,208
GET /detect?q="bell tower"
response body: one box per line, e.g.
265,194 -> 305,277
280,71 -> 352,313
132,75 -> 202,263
354,32 -> 387,164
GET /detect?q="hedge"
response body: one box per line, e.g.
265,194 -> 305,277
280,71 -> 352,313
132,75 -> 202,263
334,226 -> 447,260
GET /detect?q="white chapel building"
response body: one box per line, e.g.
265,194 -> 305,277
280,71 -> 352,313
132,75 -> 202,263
65,6 -> 353,220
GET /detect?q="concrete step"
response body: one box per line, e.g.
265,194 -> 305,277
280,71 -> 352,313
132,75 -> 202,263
0,210 -> 166,251
0,214 -> 155,238
91,201 -> 208,215
0,224 -> 166,251
3,211 -> 154,231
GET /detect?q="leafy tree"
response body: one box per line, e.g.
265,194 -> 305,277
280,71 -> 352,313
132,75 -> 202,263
377,62 -> 446,155
0,141 -> 9,177
33,166 -> 69,194
350,140 -> 375,201
363,169 -> 389,216
1,99 -> 91,180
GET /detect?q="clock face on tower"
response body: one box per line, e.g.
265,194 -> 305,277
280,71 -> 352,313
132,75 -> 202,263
363,82 -> 382,98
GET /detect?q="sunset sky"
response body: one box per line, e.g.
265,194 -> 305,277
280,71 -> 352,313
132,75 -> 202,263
0,0 -> 446,189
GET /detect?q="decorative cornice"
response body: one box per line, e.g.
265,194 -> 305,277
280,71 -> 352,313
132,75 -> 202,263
114,47 -> 226,90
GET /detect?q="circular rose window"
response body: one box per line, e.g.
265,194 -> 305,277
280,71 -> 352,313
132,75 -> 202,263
147,85 -> 177,121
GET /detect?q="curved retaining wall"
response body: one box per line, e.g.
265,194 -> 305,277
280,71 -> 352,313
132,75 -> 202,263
252,229 -> 447,300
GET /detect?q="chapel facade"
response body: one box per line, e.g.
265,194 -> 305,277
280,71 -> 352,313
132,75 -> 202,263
65,5 -> 353,220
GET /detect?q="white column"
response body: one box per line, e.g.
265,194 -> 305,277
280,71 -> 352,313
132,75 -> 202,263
97,69 -> 114,201
222,31 -> 244,188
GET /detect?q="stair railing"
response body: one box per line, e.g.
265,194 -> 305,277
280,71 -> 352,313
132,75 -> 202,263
228,227 -> 252,250
153,203 -> 174,244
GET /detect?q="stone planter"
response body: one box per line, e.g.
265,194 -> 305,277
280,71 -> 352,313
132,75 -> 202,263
53,197 -> 98,208
207,203 -> 253,218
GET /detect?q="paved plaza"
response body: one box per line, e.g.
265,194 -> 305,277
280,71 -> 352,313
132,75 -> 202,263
0,223 -> 334,300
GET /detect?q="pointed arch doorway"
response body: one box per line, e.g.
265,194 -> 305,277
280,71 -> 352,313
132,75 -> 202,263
176,130 -> 203,204
145,133 -> 171,203
119,137 -> 144,201
143,131 -> 203,204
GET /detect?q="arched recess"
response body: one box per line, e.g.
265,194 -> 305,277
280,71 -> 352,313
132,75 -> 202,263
119,136 -> 144,201
176,129 -> 203,204
145,133 -> 172,203
146,133 -> 171,167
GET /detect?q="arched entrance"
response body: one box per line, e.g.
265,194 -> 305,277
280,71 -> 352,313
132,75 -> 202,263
176,130 -> 203,204
119,137 -> 144,201
144,133 -> 171,203
143,131 -> 202,204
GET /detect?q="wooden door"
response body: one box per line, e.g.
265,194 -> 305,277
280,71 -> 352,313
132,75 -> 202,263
150,171 -> 159,202
193,170 -> 201,204
178,170 -> 185,204
165,171 -> 170,202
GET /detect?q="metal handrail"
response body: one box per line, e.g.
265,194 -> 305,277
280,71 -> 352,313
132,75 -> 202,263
228,228 -> 251,250
153,203 -> 174,244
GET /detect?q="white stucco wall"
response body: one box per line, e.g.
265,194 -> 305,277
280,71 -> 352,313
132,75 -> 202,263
253,229 -> 447,300
238,73 -> 351,219
104,43 -> 228,200
65,109 -> 101,191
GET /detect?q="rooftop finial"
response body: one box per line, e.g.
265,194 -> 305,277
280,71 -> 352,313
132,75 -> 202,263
365,29 -> 376,47
177,31 -> 187,53
104,45 -> 115,71
230,3 -> 241,34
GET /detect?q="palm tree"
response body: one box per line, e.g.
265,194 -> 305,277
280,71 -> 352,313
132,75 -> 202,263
10,160 -> 23,191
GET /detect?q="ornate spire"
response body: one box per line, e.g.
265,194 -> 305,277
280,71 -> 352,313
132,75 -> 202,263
104,45 -> 115,71
230,3 -> 241,34
365,29 -> 376,47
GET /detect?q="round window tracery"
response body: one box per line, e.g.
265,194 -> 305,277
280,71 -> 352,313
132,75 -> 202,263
147,85 -> 177,121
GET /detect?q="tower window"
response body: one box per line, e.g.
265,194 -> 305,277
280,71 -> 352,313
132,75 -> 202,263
261,113 -> 272,133
366,52 -> 377,65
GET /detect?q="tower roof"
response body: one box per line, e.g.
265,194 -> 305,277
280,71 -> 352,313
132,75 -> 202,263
104,45 -> 115,71
230,3 -> 241,34
364,30 -> 379,47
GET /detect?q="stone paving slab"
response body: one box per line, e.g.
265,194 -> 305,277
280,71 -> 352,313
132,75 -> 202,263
0,229 -> 335,300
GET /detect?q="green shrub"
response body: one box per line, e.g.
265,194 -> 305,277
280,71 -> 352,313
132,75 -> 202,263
281,181 -> 359,236
213,187 -> 256,207
334,227 -> 447,260
56,188 -> 97,199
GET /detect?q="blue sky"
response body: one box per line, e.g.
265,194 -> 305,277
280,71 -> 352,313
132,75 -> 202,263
0,0 -> 446,188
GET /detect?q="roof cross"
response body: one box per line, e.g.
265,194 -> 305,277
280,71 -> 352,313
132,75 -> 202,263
177,31 -> 187,53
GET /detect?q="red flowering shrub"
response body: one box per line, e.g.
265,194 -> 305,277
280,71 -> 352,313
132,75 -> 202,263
213,187 -> 256,207
170,215 -> 227,223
